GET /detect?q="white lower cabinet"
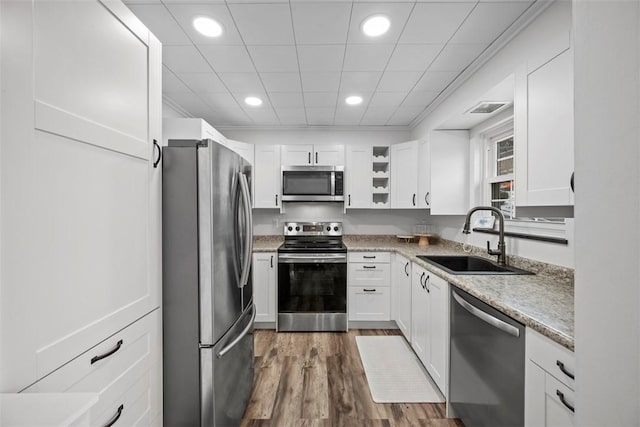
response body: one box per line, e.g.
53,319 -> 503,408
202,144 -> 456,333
25,309 -> 162,426
392,254 -> 412,340
252,252 -> 277,323
410,263 -> 449,395
348,252 -> 391,321
525,328 -> 576,427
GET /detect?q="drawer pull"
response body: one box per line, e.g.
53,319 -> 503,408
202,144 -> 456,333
556,390 -> 575,413
363,255 -> 376,259
91,339 -> 123,365
363,265 -> 376,269
104,404 -> 124,427
556,360 -> 575,380
363,289 -> 376,292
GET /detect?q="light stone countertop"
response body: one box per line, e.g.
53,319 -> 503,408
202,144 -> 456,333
253,234 -> 574,351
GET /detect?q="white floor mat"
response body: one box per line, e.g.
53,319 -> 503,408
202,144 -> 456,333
355,335 -> 445,403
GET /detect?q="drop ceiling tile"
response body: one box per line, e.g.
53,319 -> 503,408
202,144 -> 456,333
387,107 -> 425,126
360,107 -> 396,125
450,2 -> 532,44
244,108 -> 281,125
164,45 -> 212,73
297,45 -> 346,72
163,67 -> 191,93
162,0 -> 226,3
386,44 -> 444,71
368,92 -> 407,108
301,72 -> 342,92
343,44 -> 395,71
306,108 -> 335,126
304,92 -> 338,108
429,43 -> 487,72
275,108 -> 307,125
124,0 -> 162,4
201,92 -> 244,110
227,3 -> 295,45
126,4 -> 190,45
399,2 -> 476,44
334,106 -> 366,126
218,72 -> 265,92
291,2 -> 351,45
413,71 -> 459,92
204,106 -> 253,127
268,92 -> 304,108
401,90 -> 438,107
198,45 -> 255,73
347,2 -> 414,44
376,71 -> 423,92
164,4 -> 244,45
176,72 -> 228,93
247,45 -> 299,72
163,92 -> 214,115
339,72 -> 382,93
261,73 -> 303,92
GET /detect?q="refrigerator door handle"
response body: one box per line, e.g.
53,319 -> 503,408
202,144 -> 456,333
238,172 -> 253,288
217,304 -> 256,359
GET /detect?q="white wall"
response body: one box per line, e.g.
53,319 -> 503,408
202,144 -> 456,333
574,1 -> 640,424
410,1 -> 574,267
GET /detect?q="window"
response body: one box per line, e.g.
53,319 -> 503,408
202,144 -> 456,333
488,134 -> 515,219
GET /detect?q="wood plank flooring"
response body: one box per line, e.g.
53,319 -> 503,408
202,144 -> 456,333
241,329 -> 464,427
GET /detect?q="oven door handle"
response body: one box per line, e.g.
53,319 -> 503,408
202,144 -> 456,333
278,253 -> 347,263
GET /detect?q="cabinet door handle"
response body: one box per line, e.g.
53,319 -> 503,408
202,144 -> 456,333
315,152 -> 318,164
308,152 -> 311,164
91,339 -> 123,365
363,265 -> 376,269
420,272 -> 426,289
570,172 -> 575,193
363,288 -> 376,292
275,194 -> 278,206
153,140 -> 161,168
424,274 -> 430,293
556,360 -> 575,380
404,262 -> 409,276
363,255 -> 376,259
103,404 -> 124,427
412,193 -> 416,206
425,192 -> 430,206
348,194 -> 351,206
556,390 -> 575,413
270,255 -> 273,268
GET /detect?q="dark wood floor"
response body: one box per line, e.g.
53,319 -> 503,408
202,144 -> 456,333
241,329 -> 464,427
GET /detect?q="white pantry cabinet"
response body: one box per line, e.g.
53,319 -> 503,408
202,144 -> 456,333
281,144 -> 345,166
348,252 -> 391,321
390,140 -> 419,208
429,131 -> 470,215
346,145 -> 372,208
392,254 -> 412,341
517,48 -> 574,207
254,145 -> 282,209
0,0 -> 161,394
252,252 -> 277,323
525,328 -> 576,427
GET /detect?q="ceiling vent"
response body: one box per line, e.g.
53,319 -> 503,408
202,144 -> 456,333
467,101 -> 510,114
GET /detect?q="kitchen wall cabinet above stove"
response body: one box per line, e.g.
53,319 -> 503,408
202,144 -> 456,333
254,144 -> 282,209
281,144 -> 345,166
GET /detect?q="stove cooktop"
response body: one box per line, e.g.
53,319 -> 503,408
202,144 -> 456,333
279,221 -> 346,253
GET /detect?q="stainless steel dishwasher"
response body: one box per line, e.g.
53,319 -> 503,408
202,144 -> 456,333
449,287 -> 526,426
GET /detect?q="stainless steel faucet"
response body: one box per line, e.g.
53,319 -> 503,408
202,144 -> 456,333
462,206 -> 507,265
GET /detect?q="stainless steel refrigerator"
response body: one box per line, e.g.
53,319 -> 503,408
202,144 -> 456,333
162,139 -> 255,426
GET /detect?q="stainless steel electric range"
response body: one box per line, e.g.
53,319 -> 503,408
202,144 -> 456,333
277,222 -> 347,332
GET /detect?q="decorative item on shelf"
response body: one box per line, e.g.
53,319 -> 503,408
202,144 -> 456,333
413,224 -> 438,247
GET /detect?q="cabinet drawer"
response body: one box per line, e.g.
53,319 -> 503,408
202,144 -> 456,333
544,372 -> 575,425
26,310 -> 161,426
348,287 -> 391,321
348,262 -> 391,287
348,252 -> 390,263
527,328 -> 575,389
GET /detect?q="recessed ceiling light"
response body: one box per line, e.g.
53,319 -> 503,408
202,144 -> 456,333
345,95 -> 363,106
361,15 -> 390,37
244,96 -> 263,107
193,17 -> 223,38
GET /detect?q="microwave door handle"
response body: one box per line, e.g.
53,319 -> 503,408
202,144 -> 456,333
331,171 -> 336,197
238,172 -> 253,288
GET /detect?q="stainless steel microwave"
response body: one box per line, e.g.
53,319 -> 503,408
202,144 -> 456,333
281,166 -> 344,202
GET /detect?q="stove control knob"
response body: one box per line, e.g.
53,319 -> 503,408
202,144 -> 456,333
334,226 -> 339,232
287,226 -> 293,231
295,226 -> 300,231
326,226 -> 331,232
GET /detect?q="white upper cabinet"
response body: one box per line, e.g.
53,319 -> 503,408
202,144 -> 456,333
254,145 -> 282,209
390,140 -> 419,208
417,140 -> 431,209
346,145 -> 372,208
517,48 -> 574,207
281,144 -> 345,166
430,131 -> 470,215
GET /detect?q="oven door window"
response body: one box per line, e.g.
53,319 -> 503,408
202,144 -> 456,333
282,171 -> 332,195
278,262 -> 347,313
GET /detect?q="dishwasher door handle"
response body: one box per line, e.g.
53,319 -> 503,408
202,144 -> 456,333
452,291 -> 520,337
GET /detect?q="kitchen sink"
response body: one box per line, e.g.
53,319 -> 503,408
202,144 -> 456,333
416,255 -> 534,275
